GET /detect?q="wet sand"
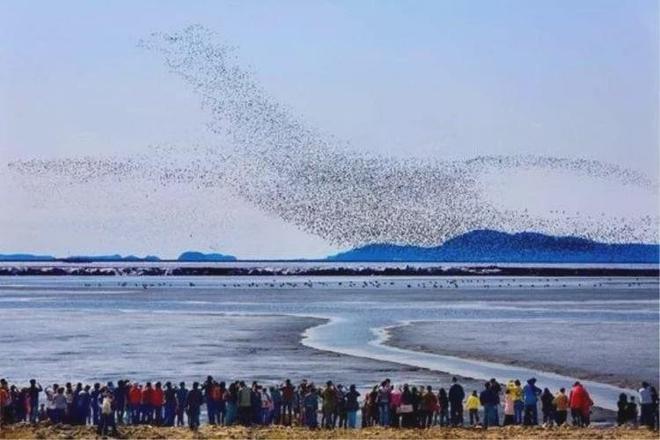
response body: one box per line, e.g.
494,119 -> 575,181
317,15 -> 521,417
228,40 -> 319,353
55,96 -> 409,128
0,423 -> 656,439
383,320 -> 659,389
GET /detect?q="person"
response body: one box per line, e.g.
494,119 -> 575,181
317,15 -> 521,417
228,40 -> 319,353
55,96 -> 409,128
175,382 -> 188,427
141,382 -> 153,424
202,376 -> 216,425
216,382 -> 228,425
421,386 -> 437,428
114,380 -> 127,425
321,381 -> 337,428
52,387 -> 67,424
651,386 -> 659,431
90,383 -> 101,426
237,381 -> 252,426
553,388 -> 569,426
503,389 -> 515,426
128,383 -> 142,424
540,388 -> 555,426
480,382 -> 497,428
448,377 -> 465,427
98,391 -> 117,436
186,382 -> 202,430
345,385 -> 360,429
617,393 -> 628,426
639,382 -> 654,429
376,379 -> 391,427
225,382 -> 238,426
335,384 -> 347,428
569,381 -> 593,427
0,380 -> 9,427
627,396 -> 638,426
27,379 -> 42,424
280,379 -> 294,426
522,378 -> 541,425
76,385 -> 91,425
489,379 -> 502,424
303,385 -> 318,428
152,382 -> 164,425
163,382 -> 176,427
507,379 -> 524,425
466,390 -> 480,426
437,388 -> 448,427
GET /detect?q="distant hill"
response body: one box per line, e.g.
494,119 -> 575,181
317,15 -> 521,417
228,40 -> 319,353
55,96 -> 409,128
326,230 -> 660,263
0,253 -> 56,262
177,251 -> 237,262
61,255 -> 161,263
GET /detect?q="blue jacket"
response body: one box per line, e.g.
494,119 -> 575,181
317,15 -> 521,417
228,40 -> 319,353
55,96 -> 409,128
523,383 -> 541,405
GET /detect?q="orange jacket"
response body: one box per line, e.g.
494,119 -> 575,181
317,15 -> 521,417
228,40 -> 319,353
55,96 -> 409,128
141,388 -> 153,405
128,387 -> 142,405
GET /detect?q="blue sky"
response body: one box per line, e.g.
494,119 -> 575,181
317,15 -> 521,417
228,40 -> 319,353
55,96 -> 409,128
0,1 -> 658,258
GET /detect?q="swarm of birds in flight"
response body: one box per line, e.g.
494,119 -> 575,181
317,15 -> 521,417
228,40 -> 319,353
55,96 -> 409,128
8,25 -> 658,247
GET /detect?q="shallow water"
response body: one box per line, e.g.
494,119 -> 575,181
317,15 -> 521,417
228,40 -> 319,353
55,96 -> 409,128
0,275 -> 657,411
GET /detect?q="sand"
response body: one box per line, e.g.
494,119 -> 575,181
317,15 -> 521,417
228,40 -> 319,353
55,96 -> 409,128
383,320 -> 659,389
0,423 -> 657,439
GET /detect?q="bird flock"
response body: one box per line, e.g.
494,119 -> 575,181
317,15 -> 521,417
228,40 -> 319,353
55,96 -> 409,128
7,25 -> 658,248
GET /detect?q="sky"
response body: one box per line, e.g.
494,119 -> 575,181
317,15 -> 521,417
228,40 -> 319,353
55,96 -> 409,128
0,0 -> 658,258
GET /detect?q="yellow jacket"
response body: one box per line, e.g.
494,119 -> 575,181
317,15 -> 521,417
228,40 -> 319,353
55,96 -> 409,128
466,395 -> 480,410
506,381 -> 523,402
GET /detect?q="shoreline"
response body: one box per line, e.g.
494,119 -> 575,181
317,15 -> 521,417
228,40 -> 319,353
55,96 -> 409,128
381,321 -> 655,390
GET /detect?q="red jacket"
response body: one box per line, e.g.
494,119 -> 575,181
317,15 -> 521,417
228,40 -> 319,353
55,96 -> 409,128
141,388 -> 153,405
151,388 -> 164,406
569,385 -> 593,415
128,386 -> 141,405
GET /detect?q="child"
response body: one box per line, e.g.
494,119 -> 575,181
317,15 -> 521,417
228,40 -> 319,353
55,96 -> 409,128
466,391 -> 480,426
503,389 -> 515,426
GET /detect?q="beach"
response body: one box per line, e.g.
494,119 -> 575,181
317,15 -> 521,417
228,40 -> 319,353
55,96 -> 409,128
0,423 -> 657,439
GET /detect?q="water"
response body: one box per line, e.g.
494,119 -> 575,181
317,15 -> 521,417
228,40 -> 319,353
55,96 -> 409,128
0,275 -> 657,412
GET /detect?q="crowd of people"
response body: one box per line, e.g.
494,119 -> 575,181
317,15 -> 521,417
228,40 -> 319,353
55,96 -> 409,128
0,376 -> 657,434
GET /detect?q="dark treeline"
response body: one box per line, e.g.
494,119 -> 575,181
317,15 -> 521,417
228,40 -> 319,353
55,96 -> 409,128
0,377 -> 658,436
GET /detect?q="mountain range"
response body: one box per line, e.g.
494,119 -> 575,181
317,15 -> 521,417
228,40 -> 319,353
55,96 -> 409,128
0,230 -> 658,263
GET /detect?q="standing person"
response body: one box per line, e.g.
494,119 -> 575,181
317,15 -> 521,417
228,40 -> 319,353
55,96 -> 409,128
651,386 -> 659,431
466,390 -> 480,426
303,385 -> 318,428
503,389 -> 515,426
152,382 -> 164,425
422,386 -> 438,428
390,386 -> 401,428
489,379 -> 502,425
569,381 -> 593,427
27,379 -> 42,424
186,382 -> 202,430
639,382 -> 654,429
114,380 -> 127,425
377,379 -> 391,427
52,387 -> 67,424
480,382 -> 496,428
141,382 -> 153,424
541,388 -> 555,427
225,382 -> 238,426
128,383 -> 142,425
90,383 -> 101,426
203,376 -> 216,425
335,384 -> 347,428
507,380 -> 524,425
553,388 -> 569,426
345,385 -> 360,429
627,396 -> 638,426
76,385 -> 91,426
175,382 -> 188,427
522,378 -> 541,425
0,380 -> 9,427
216,382 -> 228,425
280,379 -> 295,426
237,381 -> 252,426
321,381 -> 337,428
399,384 -> 414,428
616,393 -> 628,426
448,377 -> 465,427
437,388 -> 449,427
98,391 -> 116,436
163,382 -> 176,427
